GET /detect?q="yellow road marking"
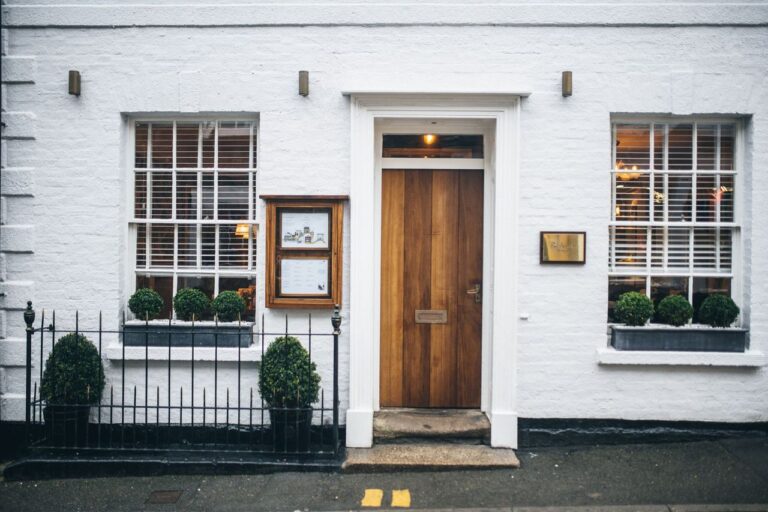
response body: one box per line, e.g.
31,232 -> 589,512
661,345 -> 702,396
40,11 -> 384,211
391,489 -> 411,508
361,488 -> 384,507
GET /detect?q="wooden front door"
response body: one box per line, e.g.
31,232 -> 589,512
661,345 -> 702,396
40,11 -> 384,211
380,169 -> 483,408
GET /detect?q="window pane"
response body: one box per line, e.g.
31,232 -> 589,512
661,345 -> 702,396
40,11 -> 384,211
614,173 -> 650,221
202,225 -> 215,268
218,122 -> 251,168
219,276 -> 256,321
696,174 -> 717,222
202,173 -> 214,219
692,277 -> 731,323
719,229 -> 733,270
136,224 -> 147,268
176,171 -> 198,220
697,124 -> 717,170
692,228 -> 732,272
178,225 -> 197,268
135,123 -> 148,168
219,224 -> 249,268
149,224 -> 174,268
176,123 -> 199,168
382,134 -> 483,158
667,174 -> 693,222
202,122 -> 215,168
668,124 -> 693,170
150,171 -> 173,219
134,171 -> 147,218
652,173 -> 664,221
151,123 -> 173,168
650,227 -> 664,268
608,276 -> 646,322
650,276 -> 688,323
720,124 -> 734,170
719,174 -> 735,222
653,124 -> 665,170
610,226 -> 647,269
136,275 -> 173,319
667,227 -> 690,269
218,172 -> 250,220
615,124 -> 650,170
177,275 -> 215,320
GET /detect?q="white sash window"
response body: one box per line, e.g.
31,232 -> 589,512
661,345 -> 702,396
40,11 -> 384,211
130,119 -> 258,320
608,120 -> 740,323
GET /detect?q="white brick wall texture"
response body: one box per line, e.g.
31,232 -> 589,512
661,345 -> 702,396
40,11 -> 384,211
0,3 -> 766,426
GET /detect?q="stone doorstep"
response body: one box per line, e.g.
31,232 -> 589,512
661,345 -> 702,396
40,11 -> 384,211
373,408 -> 491,440
342,443 -> 520,472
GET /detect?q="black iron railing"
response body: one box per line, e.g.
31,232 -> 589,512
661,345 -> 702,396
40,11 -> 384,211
22,301 -> 341,457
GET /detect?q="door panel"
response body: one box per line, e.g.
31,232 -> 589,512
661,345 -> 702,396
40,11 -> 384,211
381,169 -> 483,408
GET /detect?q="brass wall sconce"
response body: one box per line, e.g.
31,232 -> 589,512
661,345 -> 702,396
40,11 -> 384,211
68,70 -> 81,96
562,71 -> 572,97
298,70 -> 309,97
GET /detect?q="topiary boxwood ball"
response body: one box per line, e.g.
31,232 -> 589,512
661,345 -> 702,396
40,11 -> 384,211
128,288 -> 164,320
699,294 -> 739,328
41,333 -> 105,405
614,291 -> 654,326
657,295 -> 693,327
259,336 -> 320,408
173,288 -> 210,321
211,290 -> 247,322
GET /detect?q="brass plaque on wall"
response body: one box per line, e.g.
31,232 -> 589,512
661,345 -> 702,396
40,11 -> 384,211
415,310 -> 448,324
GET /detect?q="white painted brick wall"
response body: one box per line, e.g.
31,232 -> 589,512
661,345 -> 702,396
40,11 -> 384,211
0,9 -> 766,425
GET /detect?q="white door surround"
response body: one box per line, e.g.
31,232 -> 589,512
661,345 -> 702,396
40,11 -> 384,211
345,94 -> 523,448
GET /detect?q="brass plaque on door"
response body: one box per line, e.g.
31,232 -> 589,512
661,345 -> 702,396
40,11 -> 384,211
415,310 -> 448,324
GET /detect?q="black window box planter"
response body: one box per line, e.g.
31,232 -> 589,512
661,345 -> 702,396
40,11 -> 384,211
123,321 -> 254,348
611,325 -> 748,352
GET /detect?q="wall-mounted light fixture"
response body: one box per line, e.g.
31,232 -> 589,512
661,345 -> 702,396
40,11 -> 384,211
68,70 -> 81,96
298,70 -> 309,97
562,71 -> 572,97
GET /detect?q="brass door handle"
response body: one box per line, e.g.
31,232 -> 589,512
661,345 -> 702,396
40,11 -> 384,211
466,283 -> 482,304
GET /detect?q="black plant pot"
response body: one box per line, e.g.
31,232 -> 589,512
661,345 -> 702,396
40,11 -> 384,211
43,404 -> 91,447
269,407 -> 313,452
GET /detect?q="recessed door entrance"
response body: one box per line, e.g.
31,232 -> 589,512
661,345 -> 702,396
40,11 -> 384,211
380,168 -> 483,408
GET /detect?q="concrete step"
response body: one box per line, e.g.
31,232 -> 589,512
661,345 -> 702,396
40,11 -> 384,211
373,408 -> 490,441
342,442 -> 519,472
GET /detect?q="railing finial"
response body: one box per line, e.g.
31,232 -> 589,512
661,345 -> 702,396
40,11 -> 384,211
331,304 -> 341,335
24,301 -> 35,331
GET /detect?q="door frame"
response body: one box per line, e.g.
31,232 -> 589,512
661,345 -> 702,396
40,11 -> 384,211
376,119 -> 492,411
346,94 -> 522,448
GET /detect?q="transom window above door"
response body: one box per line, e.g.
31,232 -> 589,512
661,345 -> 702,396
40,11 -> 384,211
382,134 -> 484,158
131,119 -> 257,320
607,119 -> 740,324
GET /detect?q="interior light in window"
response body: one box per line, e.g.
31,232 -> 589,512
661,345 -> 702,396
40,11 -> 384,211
423,134 -> 437,145
235,223 -> 250,239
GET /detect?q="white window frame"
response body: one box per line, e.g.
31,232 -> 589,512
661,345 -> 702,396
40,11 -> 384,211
127,117 -> 259,317
608,115 -> 744,325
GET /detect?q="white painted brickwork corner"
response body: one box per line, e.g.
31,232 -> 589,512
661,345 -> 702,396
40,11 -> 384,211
0,56 -> 36,84
0,3 -> 765,429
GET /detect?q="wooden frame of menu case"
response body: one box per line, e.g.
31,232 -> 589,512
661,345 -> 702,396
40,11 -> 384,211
262,195 -> 346,308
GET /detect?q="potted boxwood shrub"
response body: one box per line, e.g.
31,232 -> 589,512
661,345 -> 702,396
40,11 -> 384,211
40,333 -> 105,446
211,290 -> 246,322
128,287 -> 164,320
124,288 -> 253,348
611,293 -> 747,352
258,336 -> 320,451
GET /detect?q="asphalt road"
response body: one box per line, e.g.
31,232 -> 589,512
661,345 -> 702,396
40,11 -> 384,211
1,437 -> 767,511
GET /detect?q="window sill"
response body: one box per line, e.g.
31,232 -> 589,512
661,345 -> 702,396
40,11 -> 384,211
105,344 -> 262,362
596,347 -> 766,367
